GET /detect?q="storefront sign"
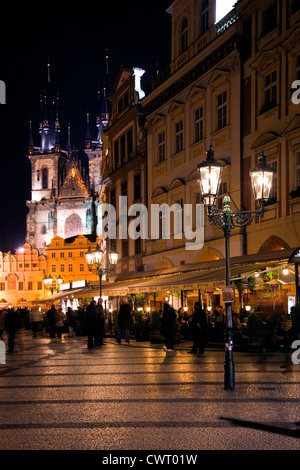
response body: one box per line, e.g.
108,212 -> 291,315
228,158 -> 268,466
72,280 -> 86,288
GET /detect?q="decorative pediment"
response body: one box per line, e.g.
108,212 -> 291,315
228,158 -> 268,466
168,178 -> 186,191
186,169 -> 199,182
208,69 -> 230,85
168,100 -> 185,114
250,47 -> 280,72
282,115 -> 300,136
59,164 -> 89,198
251,132 -> 280,149
186,85 -> 205,100
151,113 -> 167,126
152,186 -> 168,198
110,68 -> 132,96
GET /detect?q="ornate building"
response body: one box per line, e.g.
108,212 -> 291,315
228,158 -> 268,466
26,62 -> 110,254
0,244 -> 46,307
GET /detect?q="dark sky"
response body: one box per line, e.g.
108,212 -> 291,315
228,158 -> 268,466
0,0 -> 171,253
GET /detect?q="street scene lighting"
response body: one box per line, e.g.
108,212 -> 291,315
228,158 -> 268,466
198,147 -> 274,390
85,244 -> 119,297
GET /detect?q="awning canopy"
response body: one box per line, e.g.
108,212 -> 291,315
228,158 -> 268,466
33,248 -> 296,303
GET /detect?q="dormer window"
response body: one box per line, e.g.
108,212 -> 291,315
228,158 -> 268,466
200,0 -> 209,34
180,17 -> 188,54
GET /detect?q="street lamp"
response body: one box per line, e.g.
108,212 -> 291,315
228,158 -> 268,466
198,147 -> 274,390
43,273 -> 63,295
85,243 -> 119,298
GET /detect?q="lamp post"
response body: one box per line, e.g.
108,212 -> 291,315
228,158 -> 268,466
197,147 -> 274,390
85,243 -> 118,298
43,273 -> 63,296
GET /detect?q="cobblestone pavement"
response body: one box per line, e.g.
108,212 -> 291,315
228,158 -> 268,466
0,329 -> 299,451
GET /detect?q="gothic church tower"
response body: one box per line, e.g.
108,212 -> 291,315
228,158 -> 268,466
26,63 -> 95,253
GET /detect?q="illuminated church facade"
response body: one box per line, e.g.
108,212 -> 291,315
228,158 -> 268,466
26,64 -> 109,254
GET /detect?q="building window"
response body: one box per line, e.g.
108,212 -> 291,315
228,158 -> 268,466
217,91 -> 227,130
18,282 -> 23,291
52,265 -> 56,273
0,282 -> 5,290
134,174 -> 141,200
111,189 -> 116,208
80,251 -> 84,257
114,141 -> 119,169
200,0 -> 209,34
38,281 -> 43,290
194,107 -> 204,142
121,181 -> 127,196
60,264 -> 65,273
120,134 -> 126,164
80,263 -> 84,272
60,252 -> 65,258
42,167 -> 48,189
158,132 -> 165,163
175,120 -> 183,153
127,129 -> 133,159
262,2 -> 277,37
122,239 -> 128,258
68,264 -> 73,272
68,252 -> 73,258
51,253 -> 56,258
263,70 -> 277,110
180,17 -> 188,53
28,282 -> 33,290
41,225 -> 47,234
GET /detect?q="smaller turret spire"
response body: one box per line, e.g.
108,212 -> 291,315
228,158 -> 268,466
28,118 -> 34,154
67,122 -> 71,156
85,112 -> 91,148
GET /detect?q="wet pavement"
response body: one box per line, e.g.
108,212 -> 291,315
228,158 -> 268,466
0,328 -> 299,451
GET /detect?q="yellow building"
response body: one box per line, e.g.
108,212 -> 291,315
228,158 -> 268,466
0,243 -> 46,307
44,235 -> 101,295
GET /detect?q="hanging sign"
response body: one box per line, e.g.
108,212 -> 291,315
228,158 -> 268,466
222,286 -> 235,303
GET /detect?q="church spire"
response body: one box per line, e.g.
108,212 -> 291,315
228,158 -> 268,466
54,93 -> 60,152
28,118 -> 34,155
67,122 -> 72,156
85,112 -> 91,148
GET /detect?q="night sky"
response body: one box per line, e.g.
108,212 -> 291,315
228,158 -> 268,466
0,0 -> 171,253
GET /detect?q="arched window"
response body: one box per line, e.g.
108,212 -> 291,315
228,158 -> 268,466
180,17 -> 188,54
200,0 -> 209,34
41,225 -> 47,234
42,167 -> 48,189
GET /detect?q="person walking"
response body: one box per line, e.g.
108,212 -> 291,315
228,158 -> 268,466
116,298 -> 131,345
188,301 -> 207,354
95,298 -> 105,347
85,300 -> 98,349
5,308 -> 19,353
66,307 -> 75,338
161,302 -> 176,352
46,305 -> 57,338
54,308 -> 65,339
29,306 -> 42,338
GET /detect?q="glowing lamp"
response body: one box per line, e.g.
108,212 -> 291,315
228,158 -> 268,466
250,151 -> 274,203
197,146 -> 224,207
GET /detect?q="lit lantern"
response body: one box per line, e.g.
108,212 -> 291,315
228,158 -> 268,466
197,146 -> 224,207
250,151 -> 274,203
109,250 -> 119,266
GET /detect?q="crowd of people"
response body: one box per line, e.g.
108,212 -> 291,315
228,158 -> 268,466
1,296 -> 298,357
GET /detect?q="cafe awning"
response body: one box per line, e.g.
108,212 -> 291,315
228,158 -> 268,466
32,248 -> 296,302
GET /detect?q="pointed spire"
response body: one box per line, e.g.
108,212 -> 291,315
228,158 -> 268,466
54,93 -> 60,152
85,112 -> 91,148
67,122 -> 71,156
28,118 -> 34,154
